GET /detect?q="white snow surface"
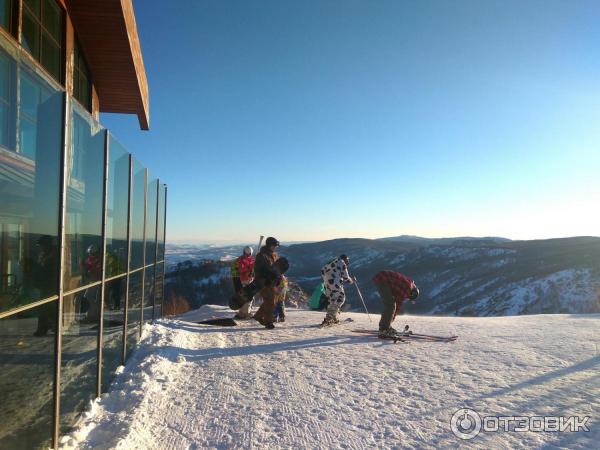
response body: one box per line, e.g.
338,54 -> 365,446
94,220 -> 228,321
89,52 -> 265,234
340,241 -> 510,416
63,306 -> 600,449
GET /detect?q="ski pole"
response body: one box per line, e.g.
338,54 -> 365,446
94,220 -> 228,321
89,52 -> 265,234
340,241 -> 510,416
353,276 -> 372,323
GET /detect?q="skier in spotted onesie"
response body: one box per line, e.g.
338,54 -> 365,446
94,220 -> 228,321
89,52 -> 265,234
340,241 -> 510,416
320,254 -> 353,326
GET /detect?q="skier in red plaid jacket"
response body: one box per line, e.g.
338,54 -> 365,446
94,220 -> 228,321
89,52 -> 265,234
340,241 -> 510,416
372,271 -> 419,338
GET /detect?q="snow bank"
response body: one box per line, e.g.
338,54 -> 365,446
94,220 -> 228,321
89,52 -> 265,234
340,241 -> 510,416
63,307 -> 600,449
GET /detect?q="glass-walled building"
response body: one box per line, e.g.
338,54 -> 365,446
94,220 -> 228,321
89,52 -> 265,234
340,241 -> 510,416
0,1 -> 166,448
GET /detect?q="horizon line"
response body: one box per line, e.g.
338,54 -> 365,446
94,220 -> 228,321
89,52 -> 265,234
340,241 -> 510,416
166,234 -> 600,247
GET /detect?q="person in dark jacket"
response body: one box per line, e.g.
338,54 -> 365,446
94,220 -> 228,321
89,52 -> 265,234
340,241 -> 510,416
372,270 -> 419,339
32,235 -> 58,336
252,237 -> 281,329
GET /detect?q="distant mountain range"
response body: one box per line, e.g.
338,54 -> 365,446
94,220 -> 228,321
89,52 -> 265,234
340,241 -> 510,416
279,236 -> 600,316
377,235 -> 512,245
166,236 -> 600,316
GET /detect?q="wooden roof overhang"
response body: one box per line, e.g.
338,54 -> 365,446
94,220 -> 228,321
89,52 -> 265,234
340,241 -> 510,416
66,0 -> 149,130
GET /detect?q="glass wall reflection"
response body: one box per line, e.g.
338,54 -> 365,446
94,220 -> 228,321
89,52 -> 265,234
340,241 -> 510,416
156,185 -> 166,262
106,136 -> 129,278
102,276 -> 125,392
0,32 -> 167,448
63,104 -> 104,291
154,262 -> 164,319
0,49 -> 62,314
145,176 -> 157,265
126,270 -> 142,356
0,301 -> 56,450
60,285 -> 100,435
130,160 -> 145,269
143,265 -> 154,322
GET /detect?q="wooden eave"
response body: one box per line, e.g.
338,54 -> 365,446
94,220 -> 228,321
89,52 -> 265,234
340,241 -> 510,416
65,0 -> 149,130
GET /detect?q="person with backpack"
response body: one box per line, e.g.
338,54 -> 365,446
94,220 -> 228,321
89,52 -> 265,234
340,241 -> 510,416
230,246 -> 255,319
252,237 -> 283,329
372,270 -> 420,339
320,254 -> 353,326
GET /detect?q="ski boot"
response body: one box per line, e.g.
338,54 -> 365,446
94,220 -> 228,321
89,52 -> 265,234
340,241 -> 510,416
378,328 -> 397,339
320,316 -> 338,327
378,328 -> 405,342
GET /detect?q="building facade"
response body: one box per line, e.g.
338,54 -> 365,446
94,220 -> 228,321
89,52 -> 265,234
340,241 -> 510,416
0,1 -> 166,448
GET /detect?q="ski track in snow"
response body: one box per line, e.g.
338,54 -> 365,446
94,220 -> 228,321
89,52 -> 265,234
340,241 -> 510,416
63,306 -> 600,450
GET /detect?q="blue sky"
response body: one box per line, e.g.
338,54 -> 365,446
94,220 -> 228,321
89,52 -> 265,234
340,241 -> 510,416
102,0 -> 600,243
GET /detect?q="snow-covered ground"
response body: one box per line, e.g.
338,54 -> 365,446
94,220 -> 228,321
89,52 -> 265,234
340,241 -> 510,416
62,307 -> 599,449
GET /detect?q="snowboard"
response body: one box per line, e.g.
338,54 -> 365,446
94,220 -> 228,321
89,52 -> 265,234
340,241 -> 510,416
196,318 -> 238,327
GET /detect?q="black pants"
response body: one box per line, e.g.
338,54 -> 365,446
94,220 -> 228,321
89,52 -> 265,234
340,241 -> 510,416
375,281 -> 398,331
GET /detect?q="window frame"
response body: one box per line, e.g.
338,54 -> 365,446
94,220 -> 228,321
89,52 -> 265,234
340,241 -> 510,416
0,0 -> 16,36
72,37 -> 91,112
20,0 -> 64,84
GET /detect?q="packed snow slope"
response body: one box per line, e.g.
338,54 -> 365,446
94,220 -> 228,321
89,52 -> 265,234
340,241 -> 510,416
64,307 -> 599,449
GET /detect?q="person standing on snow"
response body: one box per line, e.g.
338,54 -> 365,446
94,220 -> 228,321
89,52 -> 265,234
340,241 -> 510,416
372,270 -> 419,339
252,237 -> 281,329
320,254 -> 353,326
231,246 -> 255,319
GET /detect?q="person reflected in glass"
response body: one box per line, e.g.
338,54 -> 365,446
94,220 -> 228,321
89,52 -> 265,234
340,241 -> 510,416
81,244 -> 101,322
32,235 -> 58,336
106,249 -> 125,310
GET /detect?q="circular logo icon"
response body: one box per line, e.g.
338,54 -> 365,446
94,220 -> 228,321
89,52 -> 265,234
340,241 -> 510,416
451,408 -> 482,440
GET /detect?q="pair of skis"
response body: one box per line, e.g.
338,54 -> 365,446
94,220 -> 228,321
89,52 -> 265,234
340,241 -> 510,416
352,325 -> 458,343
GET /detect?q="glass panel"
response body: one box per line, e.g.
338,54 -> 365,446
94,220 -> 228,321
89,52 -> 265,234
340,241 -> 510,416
24,0 -> 40,18
73,41 -> 91,111
72,68 -> 79,101
154,262 -> 164,319
42,0 -> 61,42
0,102 -> 8,147
102,276 -> 125,392
143,265 -> 154,322
0,302 -> 56,450
156,185 -> 165,262
63,105 -> 104,291
125,270 -> 142,358
0,60 -> 61,314
78,75 -> 90,110
0,51 -> 8,99
145,177 -> 157,264
106,137 -> 129,278
21,10 -> 40,59
0,49 -> 15,150
0,0 -> 12,32
60,285 -> 100,434
130,160 -> 145,269
19,69 -> 56,158
41,32 -> 60,82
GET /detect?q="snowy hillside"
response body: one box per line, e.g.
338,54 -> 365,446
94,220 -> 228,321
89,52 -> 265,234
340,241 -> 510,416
63,307 -> 599,449
282,236 -> 600,316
